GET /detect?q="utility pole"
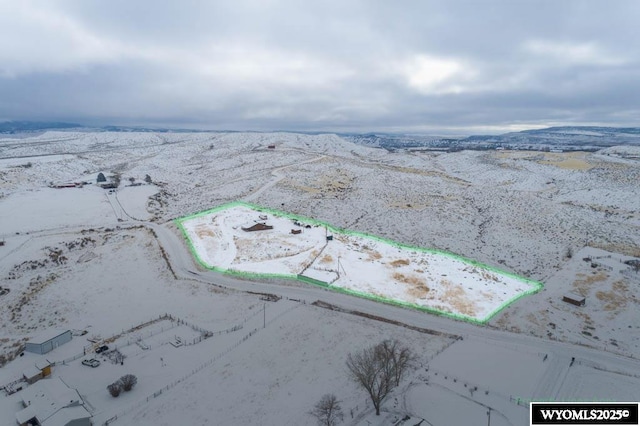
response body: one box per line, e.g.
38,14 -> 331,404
263,303 -> 266,329
487,408 -> 491,426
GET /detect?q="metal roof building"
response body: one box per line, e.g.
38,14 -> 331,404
25,330 -> 72,355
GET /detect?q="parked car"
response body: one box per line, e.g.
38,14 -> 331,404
95,345 -> 109,353
82,359 -> 100,368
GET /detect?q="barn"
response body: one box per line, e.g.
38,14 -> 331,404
25,330 -> 72,355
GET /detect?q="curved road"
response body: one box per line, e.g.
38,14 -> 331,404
149,220 -> 640,375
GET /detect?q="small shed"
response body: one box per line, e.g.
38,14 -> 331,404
291,229 -> 302,235
562,292 -> 585,307
326,235 -> 333,241
36,360 -> 52,377
267,145 -> 276,149
25,330 -> 72,355
22,366 -> 43,384
22,360 -> 52,384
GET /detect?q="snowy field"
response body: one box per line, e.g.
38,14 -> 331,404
178,204 -> 540,323
1,131 -> 639,425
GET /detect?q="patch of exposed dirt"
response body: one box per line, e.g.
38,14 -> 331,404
389,259 -> 410,267
596,280 -> 631,311
393,272 -> 426,286
440,279 -> 477,317
195,225 -> 216,238
366,249 -> 382,261
588,243 -> 640,258
572,271 -> 609,295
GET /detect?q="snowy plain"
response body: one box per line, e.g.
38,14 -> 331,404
0,131 -> 639,425
179,204 -> 539,323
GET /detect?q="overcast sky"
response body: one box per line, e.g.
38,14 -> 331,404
0,1 -> 638,134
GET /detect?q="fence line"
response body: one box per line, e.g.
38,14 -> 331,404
103,327 -> 260,425
56,313 -> 224,367
429,367 -> 508,403
104,303 -> 302,425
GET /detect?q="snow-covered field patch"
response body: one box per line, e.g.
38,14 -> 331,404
177,203 -> 541,323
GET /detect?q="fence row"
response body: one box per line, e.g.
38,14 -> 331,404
103,327 -> 261,425
103,302 -> 303,424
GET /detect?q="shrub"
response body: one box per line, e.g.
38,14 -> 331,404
107,382 -> 122,397
119,374 -> 137,391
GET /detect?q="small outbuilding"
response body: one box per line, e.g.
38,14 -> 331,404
291,229 -> 302,235
36,360 -> 52,377
22,359 -> 52,385
562,292 -> 586,307
22,359 -> 51,385
23,366 -> 43,385
25,330 -> 72,355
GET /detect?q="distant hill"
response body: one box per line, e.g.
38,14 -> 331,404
3,121 -> 639,150
0,121 -> 84,133
346,126 -> 640,151
463,126 -> 640,147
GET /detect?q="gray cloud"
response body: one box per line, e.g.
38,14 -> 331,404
0,0 -> 638,133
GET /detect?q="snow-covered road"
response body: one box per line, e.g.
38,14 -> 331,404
150,219 -> 640,380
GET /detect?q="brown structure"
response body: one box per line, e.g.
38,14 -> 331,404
242,223 -> 273,232
22,361 -> 51,385
51,183 -> 79,189
562,292 -> 585,307
291,229 -> 302,235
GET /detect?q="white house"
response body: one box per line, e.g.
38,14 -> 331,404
15,377 -> 91,426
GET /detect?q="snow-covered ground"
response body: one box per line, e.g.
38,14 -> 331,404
179,204 -> 539,322
0,131 -> 639,425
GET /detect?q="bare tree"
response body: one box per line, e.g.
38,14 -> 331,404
144,174 -> 152,184
119,374 -> 138,391
377,339 -> 414,387
309,393 -> 344,426
346,340 -> 413,416
107,382 -> 122,397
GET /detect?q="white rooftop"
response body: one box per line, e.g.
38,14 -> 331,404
22,365 -> 41,380
43,404 -> 91,426
27,329 -> 70,345
16,377 -> 84,425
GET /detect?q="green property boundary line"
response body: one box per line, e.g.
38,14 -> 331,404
174,201 -> 543,325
